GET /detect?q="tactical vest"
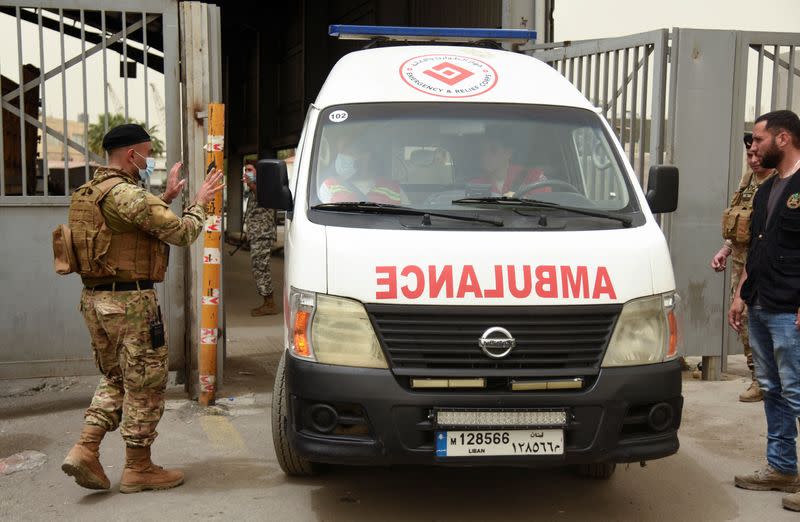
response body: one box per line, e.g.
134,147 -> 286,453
722,170 -> 771,245
68,175 -> 169,283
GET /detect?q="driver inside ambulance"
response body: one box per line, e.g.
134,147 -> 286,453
318,137 -> 409,205
467,129 -> 549,197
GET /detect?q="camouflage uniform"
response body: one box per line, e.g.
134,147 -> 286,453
81,168 -> 205,448
730,246 -> 753,371
245,194 -> 276,297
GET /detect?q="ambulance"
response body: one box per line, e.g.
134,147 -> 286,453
258,26 -> 682,478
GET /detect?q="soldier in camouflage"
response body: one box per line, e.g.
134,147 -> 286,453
243,161 -> 279,316
711,133 -> 775,402
61,124 -> 223,493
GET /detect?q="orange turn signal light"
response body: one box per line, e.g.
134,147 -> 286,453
293,310 -> 311,357
667,310 -> 678,358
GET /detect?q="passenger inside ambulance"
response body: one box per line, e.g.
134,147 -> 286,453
317,134 -> 409,205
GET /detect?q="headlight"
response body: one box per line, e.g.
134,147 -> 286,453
288,288 -> 388,369
602,292 -> 679,367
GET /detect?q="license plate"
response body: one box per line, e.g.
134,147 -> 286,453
435,429 -> 564,457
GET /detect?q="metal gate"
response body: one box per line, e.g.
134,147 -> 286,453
0,0 -> 182,379
530,28 -> 800,376
528,29 -> 670,186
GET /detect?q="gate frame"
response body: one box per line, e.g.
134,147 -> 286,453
0,0 -> 184,380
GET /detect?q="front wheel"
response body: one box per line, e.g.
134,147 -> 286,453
575,462 -> 616,479
271,351 -> 316,476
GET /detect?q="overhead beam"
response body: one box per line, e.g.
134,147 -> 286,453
3,7 -> 164,71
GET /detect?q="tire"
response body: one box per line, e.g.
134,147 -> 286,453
271,351 -> 316,476
576,462 -> 616,479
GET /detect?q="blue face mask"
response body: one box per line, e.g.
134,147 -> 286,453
134,152 -> 155,181
335,153 -> 358,179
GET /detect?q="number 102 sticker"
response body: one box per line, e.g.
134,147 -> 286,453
329,110 -> 348,123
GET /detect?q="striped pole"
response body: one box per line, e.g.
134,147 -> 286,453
199,102 -> 224,406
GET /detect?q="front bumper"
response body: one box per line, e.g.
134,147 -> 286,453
285,356 -> 682,467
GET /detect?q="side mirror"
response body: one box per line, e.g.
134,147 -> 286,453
256,159 -> 293,211
645,165 -> 679,213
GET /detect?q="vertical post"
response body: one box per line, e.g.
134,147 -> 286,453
611,50 -> 619,139
650,29 -> 669,168
38,9 -> 48,196
638,46 -> 649,179
17,7 -> 27,195
602,52 -> 609,119
771,44 -> 780,111
669,29 -> 740,380
143,12 -> 149,130
80,10 -> 89,183
162,1 -> 186,387
629,46 -> 639,169
199,103 -> 224,406
123,11 -> 129,121
0,44 -> 4,196
755,45 -> 765,115
101,10 -> 109,144
180,0 -> 212,398
592,53 -> 600,107
621,48 -> 629,152
788,46 -> 796,109
60,9 -> 68,194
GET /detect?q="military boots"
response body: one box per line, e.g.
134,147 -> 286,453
62,424 -> 111,490
119,446 -> 184,493
251,294 -> 279,316
739,379 -> 764,402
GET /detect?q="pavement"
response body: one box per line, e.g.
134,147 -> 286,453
1,248 -> 799,521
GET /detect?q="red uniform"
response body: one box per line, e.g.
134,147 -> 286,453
469,165 -> 548,196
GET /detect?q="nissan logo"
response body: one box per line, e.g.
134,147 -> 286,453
478,327 -> 516,359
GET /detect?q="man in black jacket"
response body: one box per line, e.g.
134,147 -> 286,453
729,110 -> 800,512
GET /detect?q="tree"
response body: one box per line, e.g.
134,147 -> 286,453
87,113 -> 165,157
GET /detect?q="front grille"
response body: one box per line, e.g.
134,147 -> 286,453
366,304 -> 621,377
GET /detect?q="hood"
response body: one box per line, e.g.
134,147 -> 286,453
326,224 -> 674,306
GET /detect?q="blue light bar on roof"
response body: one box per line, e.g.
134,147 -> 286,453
329,25 -> 536,44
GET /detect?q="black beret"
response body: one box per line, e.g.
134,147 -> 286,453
743,132 -> 753,148
102,123 -> 151,151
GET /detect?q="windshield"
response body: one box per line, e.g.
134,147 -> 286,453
310,103 -> 638,225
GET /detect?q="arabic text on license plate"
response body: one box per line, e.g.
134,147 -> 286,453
435,429 -> 564,457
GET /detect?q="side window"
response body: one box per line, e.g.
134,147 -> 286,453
571,127 -> 625,206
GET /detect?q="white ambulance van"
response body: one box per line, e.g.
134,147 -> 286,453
258,26 -> 681,478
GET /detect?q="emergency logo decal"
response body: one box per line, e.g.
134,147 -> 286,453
399,54 -> 498,98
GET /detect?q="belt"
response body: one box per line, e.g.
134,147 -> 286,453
87,281 -> 155,291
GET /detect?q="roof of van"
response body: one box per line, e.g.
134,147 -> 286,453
315,45 -> 594,110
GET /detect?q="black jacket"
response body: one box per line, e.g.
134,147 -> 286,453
742,169 -> 800,312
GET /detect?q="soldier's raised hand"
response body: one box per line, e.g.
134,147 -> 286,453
195,169 -> 225,206
162,162 -> 187,203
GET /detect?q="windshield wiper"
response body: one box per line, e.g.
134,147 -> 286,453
451,196 -> 633,227
311,202 -> 504,227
